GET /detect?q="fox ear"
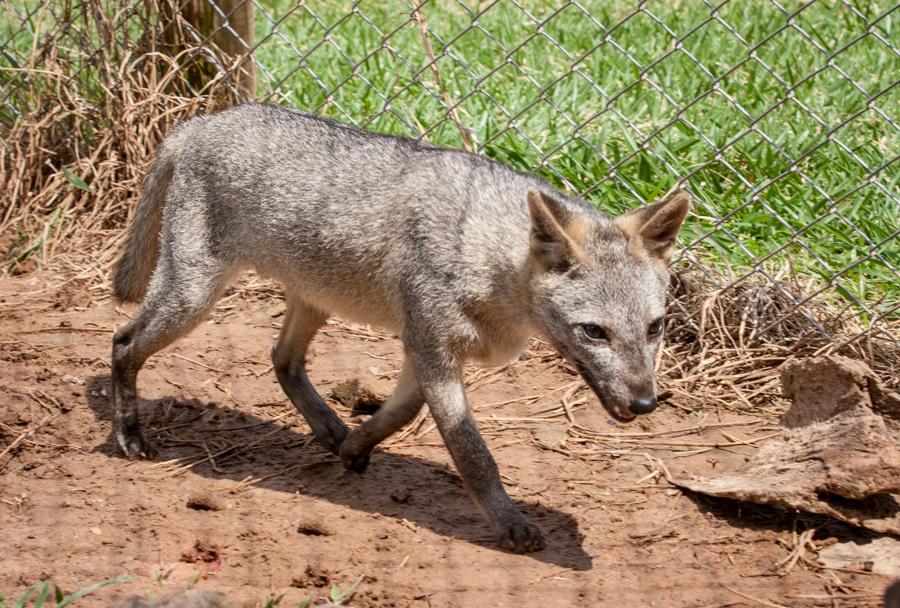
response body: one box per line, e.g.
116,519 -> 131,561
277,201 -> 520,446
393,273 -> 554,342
527,188 -> 587,271
615,191 -> 691,262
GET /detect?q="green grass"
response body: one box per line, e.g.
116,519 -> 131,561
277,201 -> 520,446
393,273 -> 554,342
0,574 -> 133,608
248,0 -> 898,316
1,0 -> 897,317
259,575 -> 362,607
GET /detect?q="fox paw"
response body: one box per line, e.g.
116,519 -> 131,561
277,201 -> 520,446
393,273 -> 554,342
117,429 -> 157,460
339,439 -> 372,474
496,517 -> 546,554
312,419 -> 349,456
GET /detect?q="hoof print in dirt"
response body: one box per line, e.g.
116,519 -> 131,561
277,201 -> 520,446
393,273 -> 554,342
181,541 -> 224,574
291,565 -> 332,588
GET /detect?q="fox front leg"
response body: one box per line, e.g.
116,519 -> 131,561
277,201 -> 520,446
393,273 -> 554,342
408,346 -> 545,553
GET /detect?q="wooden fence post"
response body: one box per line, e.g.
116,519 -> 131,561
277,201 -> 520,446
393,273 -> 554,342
160,0 -> 256,100
210,0 -> 255,99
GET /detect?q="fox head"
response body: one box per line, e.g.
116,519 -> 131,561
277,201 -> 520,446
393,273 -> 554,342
526,187 -> 690,422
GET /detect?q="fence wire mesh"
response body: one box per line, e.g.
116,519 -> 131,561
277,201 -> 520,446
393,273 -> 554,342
1,0 -> 898,348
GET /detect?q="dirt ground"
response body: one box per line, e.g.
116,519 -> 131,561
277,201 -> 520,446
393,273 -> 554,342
0,271 -> 894,607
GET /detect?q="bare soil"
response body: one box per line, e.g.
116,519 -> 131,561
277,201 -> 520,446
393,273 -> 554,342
0,272 -> 893,607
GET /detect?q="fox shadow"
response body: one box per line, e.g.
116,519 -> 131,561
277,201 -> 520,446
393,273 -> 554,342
85,375 -> 592,570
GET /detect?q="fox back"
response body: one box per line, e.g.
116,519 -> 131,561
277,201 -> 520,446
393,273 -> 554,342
130,105 -> 538,329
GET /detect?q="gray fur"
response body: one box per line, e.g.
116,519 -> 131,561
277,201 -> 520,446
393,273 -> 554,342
111,103 -> 689,553
114,589 -> 230,608
113,122 -> 201,303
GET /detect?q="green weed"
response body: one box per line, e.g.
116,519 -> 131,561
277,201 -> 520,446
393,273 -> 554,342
1,574 -> 133,608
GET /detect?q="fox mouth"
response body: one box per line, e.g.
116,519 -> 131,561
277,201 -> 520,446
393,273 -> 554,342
572,359 -> 636,422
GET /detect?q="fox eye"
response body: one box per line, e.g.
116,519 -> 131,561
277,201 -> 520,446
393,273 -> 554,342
648,317 -> 664,337
580,324 -> 609,341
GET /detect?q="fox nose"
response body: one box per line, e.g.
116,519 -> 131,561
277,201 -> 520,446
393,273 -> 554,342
629,396 -> 657,415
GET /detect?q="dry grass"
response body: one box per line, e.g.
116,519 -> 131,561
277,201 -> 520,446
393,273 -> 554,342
0,1 -> 240,276
0,1 -> 896,414
659,270 -> 899,410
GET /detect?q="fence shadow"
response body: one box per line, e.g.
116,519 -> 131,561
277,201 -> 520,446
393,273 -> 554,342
85,375 -> 592,571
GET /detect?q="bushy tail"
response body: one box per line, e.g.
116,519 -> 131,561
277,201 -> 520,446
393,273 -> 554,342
112,123 -> 194,303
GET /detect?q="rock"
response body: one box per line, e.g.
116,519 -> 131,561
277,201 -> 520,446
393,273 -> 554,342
296,514 -> 332,536
330,379 -> 384,415
185,488 -> 225,512
781,354 -> 900,434
390,487 -> 412,504
672,355 -> 900,535
819,537 -> 900,577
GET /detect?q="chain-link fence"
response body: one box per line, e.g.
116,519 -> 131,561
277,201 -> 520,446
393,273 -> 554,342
1,1 -> 898,350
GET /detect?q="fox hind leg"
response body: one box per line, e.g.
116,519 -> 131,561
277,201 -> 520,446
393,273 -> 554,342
340,359 -> 424,472
112,249 -> 233,460
272,297 -> 348,454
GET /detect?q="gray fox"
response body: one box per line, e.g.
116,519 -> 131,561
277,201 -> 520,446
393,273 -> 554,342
111,103 -> 689,553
